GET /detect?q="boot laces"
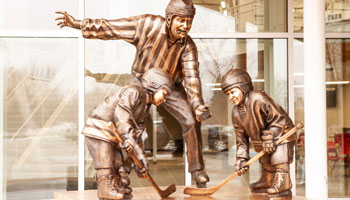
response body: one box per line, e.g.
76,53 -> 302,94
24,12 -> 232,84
273,172 -> 285,190
106,175 -> 120,192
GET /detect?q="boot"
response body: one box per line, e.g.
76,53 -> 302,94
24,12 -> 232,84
191,170 -> 209,188
120,172 -> 133,199
267,164 -> 292,197
249,164 -> 274,193
96,169 -> 124,200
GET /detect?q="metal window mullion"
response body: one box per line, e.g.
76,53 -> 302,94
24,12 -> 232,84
325,32 -> 350,38
293,33 -> 350,39
287,0 -> 296,196
0,30 -> 80,38
0,45 -> 5,200
191,32 -> 289,39
78,0 -> 85,192
185,143 -> 191,186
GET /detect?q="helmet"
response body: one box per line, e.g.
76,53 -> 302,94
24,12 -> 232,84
221,69 -> 253,94
165,0 -> 196,25
141,68 -> 174,94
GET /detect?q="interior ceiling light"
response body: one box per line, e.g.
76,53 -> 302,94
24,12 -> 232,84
221,1 -> 226,8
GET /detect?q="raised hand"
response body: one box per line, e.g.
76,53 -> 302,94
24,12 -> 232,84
195,104 -> 212,122
55,11 -> 80,29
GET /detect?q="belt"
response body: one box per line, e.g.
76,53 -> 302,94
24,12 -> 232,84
82,118 -> 123,144
251,140 -> 262,146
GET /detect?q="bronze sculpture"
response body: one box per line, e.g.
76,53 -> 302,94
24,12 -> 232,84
183,123 -> 303,196
221,68 -> 296,198
82,68 -> 174,199
56,0 -> 211,188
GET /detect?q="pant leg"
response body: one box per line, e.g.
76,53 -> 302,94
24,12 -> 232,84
85,136 -> 123,170
270,141 -> 295,165
259,141 -> 295,165
161,83 -> 204,173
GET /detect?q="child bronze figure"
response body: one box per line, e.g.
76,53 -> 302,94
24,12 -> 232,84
222,68 -> 296,198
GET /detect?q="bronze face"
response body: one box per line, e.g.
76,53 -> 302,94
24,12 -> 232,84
169,16 -> 193,41
226,87 -> 244,106
152,88 -> 168,106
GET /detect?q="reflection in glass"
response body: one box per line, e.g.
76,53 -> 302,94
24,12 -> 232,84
84,0 -> 286,33
294,0 -> 350,32
0,0 -> 78,31
194,38 -> 287,186
1,38 -> 79,199
193,0 -> 287,32
294,39 -> 350,198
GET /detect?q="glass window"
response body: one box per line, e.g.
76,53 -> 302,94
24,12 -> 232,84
293,0 -> 303,33
193,0 -> 287,32
85,0 -> 287,33
0,0 -> 79,31
194,38 -> 288,186
294,0 -> 350,33
85,0 -> 167,19
1,38 -> 79,199
294,39 -> 350,198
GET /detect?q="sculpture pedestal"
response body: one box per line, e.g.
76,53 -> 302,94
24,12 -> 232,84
54,185 -> 306,200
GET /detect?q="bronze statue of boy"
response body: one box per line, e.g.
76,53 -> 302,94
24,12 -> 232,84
222,69 -> 296,198
82,68 -> 174,200
56,0 -> 211,188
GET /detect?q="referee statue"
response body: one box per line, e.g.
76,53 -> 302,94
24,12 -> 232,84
56,0 -> 211,188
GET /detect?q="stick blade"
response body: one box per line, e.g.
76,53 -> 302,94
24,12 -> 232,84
160,184 -> 176,198
184,186 -> 215,196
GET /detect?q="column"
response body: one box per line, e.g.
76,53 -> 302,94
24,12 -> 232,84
304,0 -> 328,199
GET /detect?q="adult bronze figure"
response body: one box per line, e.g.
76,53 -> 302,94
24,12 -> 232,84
56,0 -> 211,188
222,69 -> 296,198
82,68 -> 174,199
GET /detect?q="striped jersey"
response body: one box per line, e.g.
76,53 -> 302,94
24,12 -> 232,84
80,14 -> 204,110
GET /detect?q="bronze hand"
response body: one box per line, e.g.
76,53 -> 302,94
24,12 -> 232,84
55,11 -> 81,29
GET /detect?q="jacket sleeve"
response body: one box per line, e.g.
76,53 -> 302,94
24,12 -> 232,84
181,37 -> 204,111
80,15 -> 145,44
258,91 -> 294,140
114,87 -> 140,140
232,114 -> 250,160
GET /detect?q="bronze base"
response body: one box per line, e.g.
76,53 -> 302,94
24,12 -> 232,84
268,189 -> 292,199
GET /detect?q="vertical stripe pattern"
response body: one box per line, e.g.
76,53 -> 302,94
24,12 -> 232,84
81,14 -> 204,109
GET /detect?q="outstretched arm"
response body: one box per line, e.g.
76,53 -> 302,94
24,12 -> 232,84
181,38 -> 211,122
55,11 -> 81,29
56,11 -> 143,42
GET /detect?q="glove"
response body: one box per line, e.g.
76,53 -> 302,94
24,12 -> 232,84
235,158 -> 249,176
195,104 -> 212,122
135,165 -> 148,178
133,145 -> 148,178
262,130 -> 276,154
122,137 -> 137,153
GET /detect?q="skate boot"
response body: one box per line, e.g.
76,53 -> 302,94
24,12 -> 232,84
267,164 -> 292,198
96,169 -> 124,200
249,164 -> 274,193
120,172 -> 133,199
191,170 -> 209,188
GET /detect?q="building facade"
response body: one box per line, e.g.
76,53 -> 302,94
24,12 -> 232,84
1,0 -> 350,199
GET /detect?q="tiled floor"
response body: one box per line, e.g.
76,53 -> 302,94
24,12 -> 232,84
55,185 -> 306,200
7,151 -> 350,199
